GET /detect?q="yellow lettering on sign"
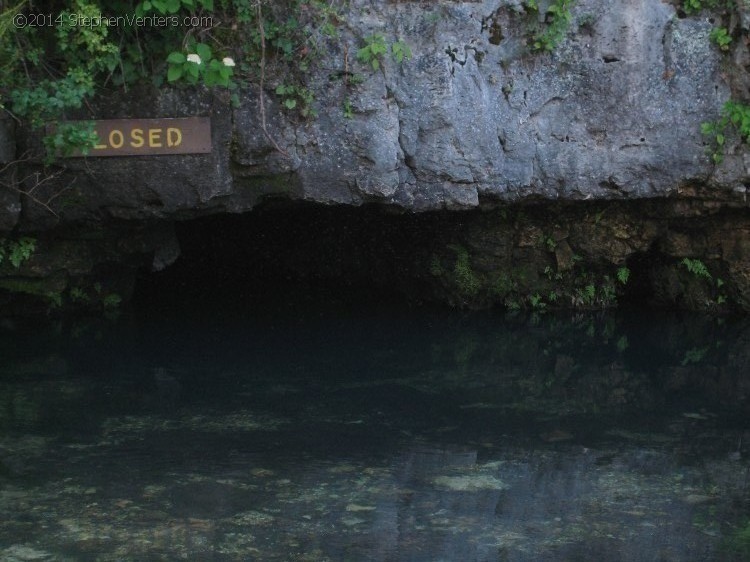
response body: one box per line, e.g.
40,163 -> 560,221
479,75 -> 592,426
76,118 -> 210,156
167,127 -> 182,148
130,128 -> 144,148
109,130 -> 124,149
149,128 -> 162,148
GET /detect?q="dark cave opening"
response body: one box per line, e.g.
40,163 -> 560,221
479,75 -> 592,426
619,248 -> 660,306
132,201 -> 449,312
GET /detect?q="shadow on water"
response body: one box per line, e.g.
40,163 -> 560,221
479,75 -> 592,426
1,294 -> 749,560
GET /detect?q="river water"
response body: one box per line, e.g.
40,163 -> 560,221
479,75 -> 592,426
1,295 -> 749,561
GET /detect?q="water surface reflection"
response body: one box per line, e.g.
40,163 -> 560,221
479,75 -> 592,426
0,305 -> 749,560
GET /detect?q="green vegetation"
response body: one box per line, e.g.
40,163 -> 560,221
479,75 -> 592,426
69,286 -> 89,303
701,100 -> 750,163
431,238 -> 628,311
0,237 -> 35,269
683,0 -> 732,14
575,283 -> 596,307
449,244 -> 480,298
616,266 -> 630,285
357,34 -> 389,71
65,283 -> 122,311
103,293 -> 122,309
679,258 -> 729,307
16,280 -> 125,312
275,84 -> 317,118
709,26 -> 732,51
526,0 -> 575,53
491,272 -> 516,296
539,235 -> 556,252
342,98 -> 353,119
681,346 -> 709,365
46,291 -> 63,308
356,34 -> 411,71
529,293 -> 546,310
391,40 -> 412,64
681,257 -> 712,280
166,44 -> 235,88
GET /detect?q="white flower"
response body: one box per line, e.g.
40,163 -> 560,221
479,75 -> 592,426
187,53 -> 201,65
222,57 -> 236,67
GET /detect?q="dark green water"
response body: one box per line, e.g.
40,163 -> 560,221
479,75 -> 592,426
1,297 -> 749,561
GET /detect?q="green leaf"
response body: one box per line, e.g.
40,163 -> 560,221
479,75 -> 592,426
356,47 -> 370,63
167,52 -> 186,64
284,98 -> 297,109
167,65 -> 183,82
196,43 -> 212,62
103,293 -> 122,309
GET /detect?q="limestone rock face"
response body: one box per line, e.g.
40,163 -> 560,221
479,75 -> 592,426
4,0 -> 739,227
226,0 -> 734,213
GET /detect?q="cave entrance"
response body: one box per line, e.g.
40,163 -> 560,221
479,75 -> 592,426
618,248 -> 661,306
132,201 -> 446,313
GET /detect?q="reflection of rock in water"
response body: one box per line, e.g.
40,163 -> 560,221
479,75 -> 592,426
153,367 -> 181,409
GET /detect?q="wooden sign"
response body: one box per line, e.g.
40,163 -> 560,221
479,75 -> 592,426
70,117 -> 211,157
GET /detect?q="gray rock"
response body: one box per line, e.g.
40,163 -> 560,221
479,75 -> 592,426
2,0 -> 737,226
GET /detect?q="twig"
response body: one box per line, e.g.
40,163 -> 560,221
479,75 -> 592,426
1,106 -> 22,126
0,155 -> 70,218
1,179 -> 60,218
344,43 -> 349,87
255,0 -> 289,158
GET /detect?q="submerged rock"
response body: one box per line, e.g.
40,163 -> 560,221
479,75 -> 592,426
0,545 -> 52,561
433,474 -> 509,492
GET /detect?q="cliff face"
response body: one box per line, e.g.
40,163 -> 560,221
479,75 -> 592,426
1,0 -> 749,311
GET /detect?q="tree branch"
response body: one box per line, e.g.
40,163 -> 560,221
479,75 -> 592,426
0,154 -> 73,218
255,0 -> 289,158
